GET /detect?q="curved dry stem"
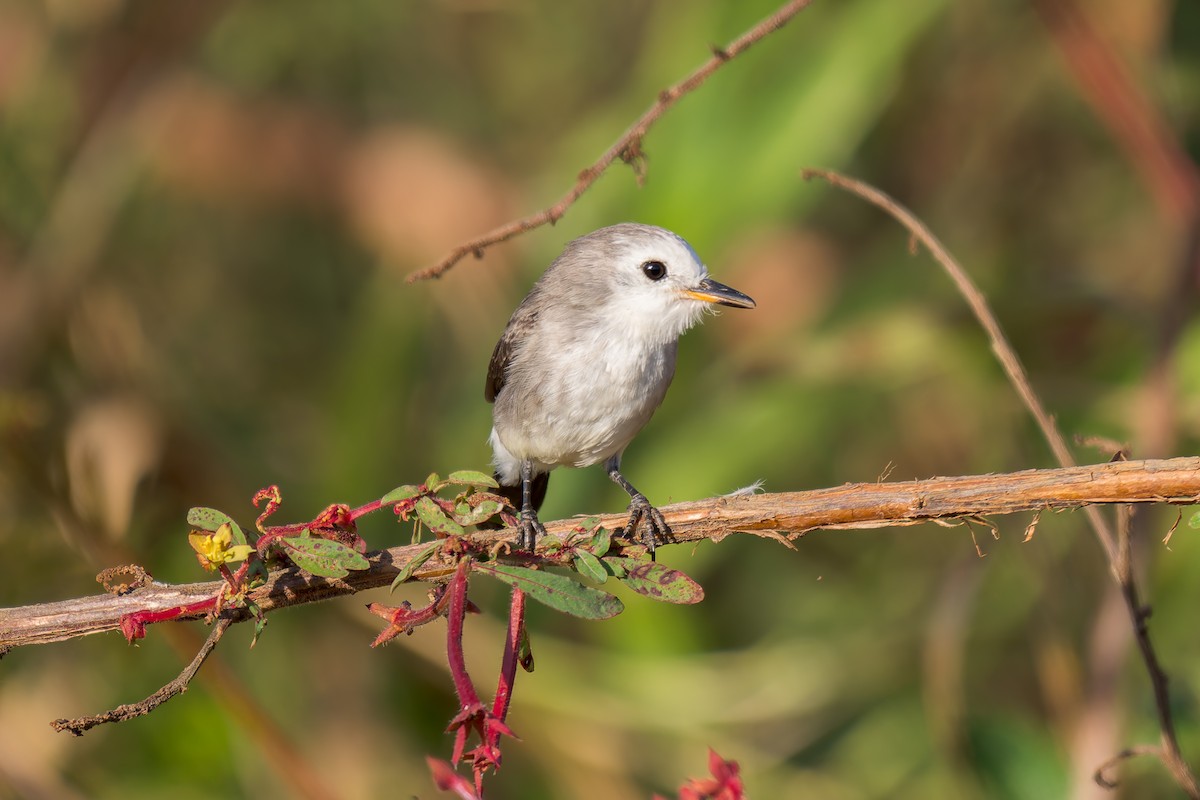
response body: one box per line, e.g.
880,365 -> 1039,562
802,167 -> 1199,797
802,167 -> 1117,562
51,616 -> 232,735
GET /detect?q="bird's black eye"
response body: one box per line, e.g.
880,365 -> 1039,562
641,260 -> 667,281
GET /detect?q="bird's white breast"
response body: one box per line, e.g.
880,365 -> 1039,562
491,326 -> 677,480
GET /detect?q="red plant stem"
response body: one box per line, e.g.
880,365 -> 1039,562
445,559 -> 482,711
120,597 -> 219,640
260,522 -> 309,535
490,588 -> 526,726
349,497 -> 389,521
256,496 -> 388,541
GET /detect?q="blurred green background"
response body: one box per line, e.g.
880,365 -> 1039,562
4,0 -> 1200,797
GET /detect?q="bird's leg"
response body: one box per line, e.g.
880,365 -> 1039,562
517,460 -> 547,551
605,457 -> 670,555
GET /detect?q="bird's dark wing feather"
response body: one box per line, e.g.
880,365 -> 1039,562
485,305 -> 539,403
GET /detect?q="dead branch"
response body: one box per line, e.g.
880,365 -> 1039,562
3,456 -> 1198,653
405,0 -> 815,283
50,617 -> 233,735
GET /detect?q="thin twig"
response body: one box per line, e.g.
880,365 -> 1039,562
5,457 -> 1200,653
1115,506 -> 1200,796
51,616 -> 233,735
801,168 -> 1117,563
1093,745 -> 1165,789
802,168 -> 1199,796
406,0 -> 815,283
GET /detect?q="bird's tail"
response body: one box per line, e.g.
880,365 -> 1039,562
478,470 -> 550,529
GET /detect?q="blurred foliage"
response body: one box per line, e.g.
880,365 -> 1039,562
3,0 -> 1200,798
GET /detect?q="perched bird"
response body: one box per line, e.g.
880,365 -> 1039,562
485,223 -> 755,551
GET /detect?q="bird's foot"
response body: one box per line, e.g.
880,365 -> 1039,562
517,510 -> 547,552
623,493 -> 671,556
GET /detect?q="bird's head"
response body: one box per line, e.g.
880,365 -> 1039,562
556,223 -> 756,344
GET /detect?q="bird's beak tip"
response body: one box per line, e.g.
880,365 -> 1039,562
684,278 -> 756,309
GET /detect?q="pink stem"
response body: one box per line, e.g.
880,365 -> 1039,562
349,496 -> 389,521
119,597 -> 219,641
445,559 -> 481,710
491,588 -> 526,725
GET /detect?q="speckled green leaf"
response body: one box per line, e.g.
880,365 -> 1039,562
381,484 -> 422,504
453,499 -> 503,526
280,536 -> 370,578
187,507 -> 247,546
604,556 -> 705,605
445,470 -> 499,489
474,563 -> 624,619
588,524 -> 611,557
415,496 -> 464,536
187,507 -> 231,531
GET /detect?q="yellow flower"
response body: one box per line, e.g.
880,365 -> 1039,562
189,523 -> 255,568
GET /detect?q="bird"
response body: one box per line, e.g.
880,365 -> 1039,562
484,222 -> 755,552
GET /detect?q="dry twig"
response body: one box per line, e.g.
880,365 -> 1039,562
51,617 -> 232,735
405,0 -> 815,283
802,168 -> 1200,797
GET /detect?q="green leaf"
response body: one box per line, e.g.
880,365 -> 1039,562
187,508 -> 248,546
473,563 -> 624,620
588,525 -> 611,557
279,536 -> 370,578
604,558 -> 628,579
246,558 -> 270,586
1189,511 -> 1200,530
604,556 -> 705,605
453,499 -> 503,526
572,549 -> 608,584
245,599 -> 267,648
381,484 -> 423,504
390,541 -> 442,592
252,615 -> 267,648
445,470 -> 499,489
187,507 -> 230,531
518,625 -> 534,672
424,472 -> 442,492
415,496 -> 465,536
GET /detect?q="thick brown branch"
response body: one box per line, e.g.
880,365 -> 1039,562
3,457 -> 1198,652
406,0 -> 815,282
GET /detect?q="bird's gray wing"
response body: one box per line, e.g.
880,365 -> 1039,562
485,304 -> 539,403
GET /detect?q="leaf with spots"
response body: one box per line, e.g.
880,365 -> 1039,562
279,535 -> 370,578
604,556 -> 705,605
415,496 -> 465,537
473,562 -> 624,620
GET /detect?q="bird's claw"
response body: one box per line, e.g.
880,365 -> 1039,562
517,512 -> 547,552
623,494 -> 671,555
